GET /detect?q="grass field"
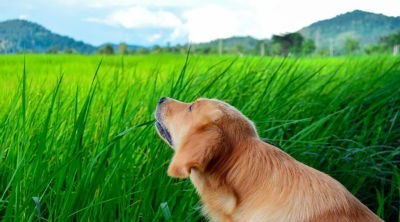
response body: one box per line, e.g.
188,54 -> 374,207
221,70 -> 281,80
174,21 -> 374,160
0,54 -> 399,221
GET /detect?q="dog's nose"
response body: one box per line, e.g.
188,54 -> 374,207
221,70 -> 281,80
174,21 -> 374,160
158,97 -> 167,104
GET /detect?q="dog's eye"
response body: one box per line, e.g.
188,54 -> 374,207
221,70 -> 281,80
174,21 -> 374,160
188,104 -> 193,112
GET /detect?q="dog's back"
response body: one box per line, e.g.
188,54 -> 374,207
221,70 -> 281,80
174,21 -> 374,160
194,139 -> 382,222
230,140 -> 381,221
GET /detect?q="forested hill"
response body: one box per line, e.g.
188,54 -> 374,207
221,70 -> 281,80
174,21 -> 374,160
299,10 -> 400,48
0,19 -> 96,53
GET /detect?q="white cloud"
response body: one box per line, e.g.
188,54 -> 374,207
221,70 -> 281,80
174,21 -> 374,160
169,27 -> 189,42
149,33 -> 162,42
183,5 -> 242,42
19,14 -> 29,20
87,6 -> 182,29
71,0 -> 199,8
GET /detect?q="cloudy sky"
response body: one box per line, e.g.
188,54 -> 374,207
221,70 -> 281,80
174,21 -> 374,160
0,0 -> 399,46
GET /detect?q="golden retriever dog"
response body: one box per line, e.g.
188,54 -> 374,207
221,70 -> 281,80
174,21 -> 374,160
155,97 -> 382,222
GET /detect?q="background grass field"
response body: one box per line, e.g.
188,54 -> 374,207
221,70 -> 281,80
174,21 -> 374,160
0,54 -> 399,221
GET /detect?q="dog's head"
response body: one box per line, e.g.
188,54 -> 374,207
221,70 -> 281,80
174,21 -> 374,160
155,97 -> 258,178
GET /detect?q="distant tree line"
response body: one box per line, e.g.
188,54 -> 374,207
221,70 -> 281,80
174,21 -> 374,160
97,42 -> 189,55
95,34 -> 316,57
38,30 -> 400,57
43,29 -> 399,57
365,30 -> 400,55
94,30 -> 398,57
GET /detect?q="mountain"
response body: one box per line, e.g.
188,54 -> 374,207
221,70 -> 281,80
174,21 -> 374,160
299,10 -> 400,49
0,19 -> 96,53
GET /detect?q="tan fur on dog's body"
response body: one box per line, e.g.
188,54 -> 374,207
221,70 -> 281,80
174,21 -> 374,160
155,98 -> 382,222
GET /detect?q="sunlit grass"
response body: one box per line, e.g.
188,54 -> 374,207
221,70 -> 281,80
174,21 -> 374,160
0,54 -> 399,221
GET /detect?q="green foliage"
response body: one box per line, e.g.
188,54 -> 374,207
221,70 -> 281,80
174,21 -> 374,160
364,44 -> 389,55
45,45 -> 59,54
118,43 -> 130,55
0,55 -> 399,221
98,44 -> 115,55
344,37 -> 360,54
134,47 -> 151,54
268,34 -> 316,57
364,30 -> 400,55
63,48 -> 76,54
316,46 -> 330,57
381,30 -> 400,46
272,32 -> 304,56
270,43 -> 282,56
302,39 -> 316,56
252,40 -> 268,56
199,46 -> 217,54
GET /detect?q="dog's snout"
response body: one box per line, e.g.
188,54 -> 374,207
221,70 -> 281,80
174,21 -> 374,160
159,97 -> 167,104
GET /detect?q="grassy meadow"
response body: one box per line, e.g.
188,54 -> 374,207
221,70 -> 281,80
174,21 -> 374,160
0,54 -> 399,221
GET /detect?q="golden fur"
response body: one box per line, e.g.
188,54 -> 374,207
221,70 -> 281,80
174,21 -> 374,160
155,98 -> 382,222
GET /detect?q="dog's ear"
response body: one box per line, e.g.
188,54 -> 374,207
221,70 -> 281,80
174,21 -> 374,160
208,109 -> 223,123
168,126 -> 223,178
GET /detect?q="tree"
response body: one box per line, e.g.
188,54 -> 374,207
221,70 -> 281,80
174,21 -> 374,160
364,44 -> 388,55
380,30 -> 400,55
233,44 -> 245,54
344,38 -> 360,54
199,46 -> 216,54
253,40 -> 269,56
46,45 -> 59,54
270,43 -> 282,56
63,47 -> 75,54
381,30 -> 400,45
98,44 -> 114,55
272,35 -> 288,55
272,32 -> 304,56
317,47 -> 329,57
135,47 -> 150,54
118,42 -> 129,54
301,39 -> 316,56
152,45 -> 162,53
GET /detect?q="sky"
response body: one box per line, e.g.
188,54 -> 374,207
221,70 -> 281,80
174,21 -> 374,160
0,0 -> 399,46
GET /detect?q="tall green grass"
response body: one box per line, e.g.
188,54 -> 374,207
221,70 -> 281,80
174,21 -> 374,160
0,54 -> 399,221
